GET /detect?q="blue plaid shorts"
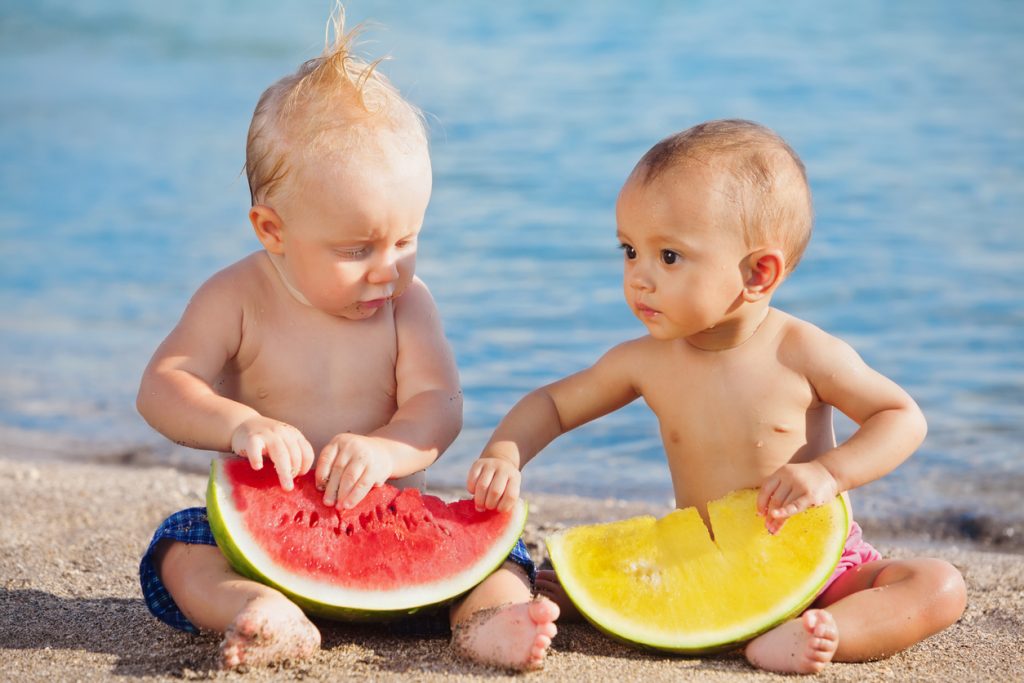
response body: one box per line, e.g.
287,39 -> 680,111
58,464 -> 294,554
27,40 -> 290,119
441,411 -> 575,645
140,507 -> 535,635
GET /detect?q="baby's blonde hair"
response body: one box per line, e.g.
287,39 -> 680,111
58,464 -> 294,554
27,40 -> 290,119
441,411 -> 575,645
245,6 -> 427,205
636,119 -> 814,273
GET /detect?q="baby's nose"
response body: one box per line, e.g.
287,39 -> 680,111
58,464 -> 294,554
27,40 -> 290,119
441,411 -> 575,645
368,252 -> 400,283
628,266 -> 654,291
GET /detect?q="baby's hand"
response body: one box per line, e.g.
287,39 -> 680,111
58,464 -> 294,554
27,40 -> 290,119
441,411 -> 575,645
466,456 -> 521,512
315,434 -> 395,510
757,461 -> 839,534
230,417 -> 315,491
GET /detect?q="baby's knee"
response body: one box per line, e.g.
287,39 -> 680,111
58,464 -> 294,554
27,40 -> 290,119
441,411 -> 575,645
906,558 -> 967,625
928,559 -> 967,621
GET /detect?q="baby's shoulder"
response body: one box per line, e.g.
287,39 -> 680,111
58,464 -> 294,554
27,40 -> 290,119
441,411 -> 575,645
392,276 -> 433,309
597,335 -> 666,369
772,311 -> 861,371
191,252 -> 273,306
391,276 -> 442,327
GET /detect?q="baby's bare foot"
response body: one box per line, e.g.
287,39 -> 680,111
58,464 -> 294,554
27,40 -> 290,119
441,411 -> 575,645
452,597 -> 559,671
745,609 -> 838,674
218,596 -> 321,670
535,569 -> 581,621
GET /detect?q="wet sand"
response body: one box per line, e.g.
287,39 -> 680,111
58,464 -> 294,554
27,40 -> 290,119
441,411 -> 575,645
1,457 -> 1021,682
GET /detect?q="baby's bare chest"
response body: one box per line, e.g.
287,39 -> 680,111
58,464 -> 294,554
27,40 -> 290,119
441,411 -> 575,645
221,307 -> 399,439
643,355 -> 821,456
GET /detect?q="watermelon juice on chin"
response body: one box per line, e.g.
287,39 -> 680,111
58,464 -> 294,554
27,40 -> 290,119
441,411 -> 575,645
207,455 -> 528,620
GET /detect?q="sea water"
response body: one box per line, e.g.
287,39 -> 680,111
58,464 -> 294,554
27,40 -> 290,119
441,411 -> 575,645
1,1 -> 1021,530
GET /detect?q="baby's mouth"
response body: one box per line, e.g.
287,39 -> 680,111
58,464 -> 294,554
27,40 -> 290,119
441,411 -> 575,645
359,289 -> 398,309
636,302 -> 659,317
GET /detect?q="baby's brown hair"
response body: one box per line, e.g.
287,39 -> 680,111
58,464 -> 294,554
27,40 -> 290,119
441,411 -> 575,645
245,6 -> 427,206
635,119 -> 813,273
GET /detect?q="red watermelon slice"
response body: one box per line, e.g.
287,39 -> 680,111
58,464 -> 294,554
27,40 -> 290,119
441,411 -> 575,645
207,455 -> 527,621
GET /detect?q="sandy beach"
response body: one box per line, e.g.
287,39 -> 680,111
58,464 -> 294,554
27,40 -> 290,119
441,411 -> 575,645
1,456 -> 1021,682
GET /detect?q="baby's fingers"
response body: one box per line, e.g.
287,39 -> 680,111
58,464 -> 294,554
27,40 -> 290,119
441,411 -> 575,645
766,482 -> 793,518
324,454 -> 371,509
338,466 -> 374,510
495,472 -> 521,512
534,569 -> 560,595
483,472 -> 511,511
321,456 -> 355,507
465,460 -> 485,495
298,437 -> 316,476
266,439 -> 295,491
766,492 -> 819,534
757,477 -> 780,516
239,436 -> 266,471
471,466 -> 496,511
315,444 -> 339,491
283,438 -> 304,486
771,491 -> 818,520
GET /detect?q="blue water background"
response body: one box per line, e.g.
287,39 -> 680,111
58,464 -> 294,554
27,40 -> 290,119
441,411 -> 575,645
1,2 -> 1021,519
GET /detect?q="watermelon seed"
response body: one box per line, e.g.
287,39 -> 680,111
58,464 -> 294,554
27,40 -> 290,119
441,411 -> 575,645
309,511 -> 320,528
387,503 -> 397,515
294,511 -> 304,524
345,524 -> 355,536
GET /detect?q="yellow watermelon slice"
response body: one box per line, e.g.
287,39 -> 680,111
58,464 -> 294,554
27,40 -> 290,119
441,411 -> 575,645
207,455 -> 527,621
546,488 -> 848,653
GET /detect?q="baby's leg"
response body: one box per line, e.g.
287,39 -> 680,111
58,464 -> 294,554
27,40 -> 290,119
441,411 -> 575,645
155,540 -> 320,669
746,557 -> 966,673
450,562 -> 559,671
535,568 -> 581,620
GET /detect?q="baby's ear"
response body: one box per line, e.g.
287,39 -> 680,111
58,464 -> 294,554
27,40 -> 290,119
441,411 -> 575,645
249,205 -> 285,255
742,248 -> 785,301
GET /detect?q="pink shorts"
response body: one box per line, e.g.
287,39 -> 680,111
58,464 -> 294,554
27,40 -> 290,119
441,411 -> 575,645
818,521 -> 881,596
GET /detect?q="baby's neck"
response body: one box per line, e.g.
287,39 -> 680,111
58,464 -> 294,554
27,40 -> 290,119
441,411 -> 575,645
686,307 -> 772,352
266,252 -> 313,307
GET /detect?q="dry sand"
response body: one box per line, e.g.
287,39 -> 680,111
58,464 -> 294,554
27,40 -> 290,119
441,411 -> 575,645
1,457 -> 1021,682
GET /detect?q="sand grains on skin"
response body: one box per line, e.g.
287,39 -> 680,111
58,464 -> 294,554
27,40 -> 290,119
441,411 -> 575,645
452,598 -> 559,671
218,599 -> 322,670
744,609 -> 839,675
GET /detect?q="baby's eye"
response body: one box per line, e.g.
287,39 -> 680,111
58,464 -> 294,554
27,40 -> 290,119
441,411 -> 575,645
619,243 -> 637,259
661,249 -> 680,265
335,247 -> 367,259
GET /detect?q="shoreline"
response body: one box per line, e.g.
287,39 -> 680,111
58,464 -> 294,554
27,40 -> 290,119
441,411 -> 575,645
2,426 -> 1021,555
2,456 -> 1022,682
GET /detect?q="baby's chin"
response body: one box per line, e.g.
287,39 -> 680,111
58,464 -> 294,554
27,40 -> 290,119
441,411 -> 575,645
334,304 -> 387,321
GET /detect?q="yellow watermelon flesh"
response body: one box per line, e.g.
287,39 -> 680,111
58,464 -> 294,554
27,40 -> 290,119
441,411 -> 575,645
546,489 -> 849,653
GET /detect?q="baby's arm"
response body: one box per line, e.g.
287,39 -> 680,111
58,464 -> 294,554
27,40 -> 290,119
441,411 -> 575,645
137,268 -> 313,489
468,341 -> 643,511
758,324 -> 927,532
316,278 -> 462,508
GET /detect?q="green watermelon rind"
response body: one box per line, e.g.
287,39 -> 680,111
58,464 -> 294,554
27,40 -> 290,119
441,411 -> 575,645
207,457 -> 528,622
545,493 -> 850,654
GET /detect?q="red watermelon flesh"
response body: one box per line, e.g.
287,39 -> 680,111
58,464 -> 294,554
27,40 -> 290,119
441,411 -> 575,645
224,457 -> 513,588
207,455 -> 528,620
